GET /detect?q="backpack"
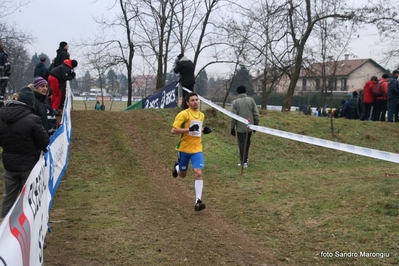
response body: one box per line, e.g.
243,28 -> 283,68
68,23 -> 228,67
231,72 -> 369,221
373,82 -> 383,97
42,61 -> 55,81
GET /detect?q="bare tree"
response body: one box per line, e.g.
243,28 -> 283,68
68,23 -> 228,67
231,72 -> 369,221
357,0 -> 399,68
279,0 -> 355,112
88,0 -> 139,107
0,24 -> 33,93
5,42 -> 30,93
226,0 -> 287,109
135,0 -> 177,90
304,17 -> 356,106
0,0 -> 34,94
231,0 -> 356,112
300,10 -> 357,137
172,0 -> 230,73
0,0 -> 31,20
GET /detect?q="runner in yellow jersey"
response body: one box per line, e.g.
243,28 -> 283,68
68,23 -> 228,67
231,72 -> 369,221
171,92 -> 212,211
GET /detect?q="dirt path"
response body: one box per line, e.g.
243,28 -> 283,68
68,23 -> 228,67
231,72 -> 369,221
120,111 -> 281,265
44,111 -> 281,265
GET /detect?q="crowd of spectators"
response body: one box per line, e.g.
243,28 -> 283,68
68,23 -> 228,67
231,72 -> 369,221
301,70 -> 399,122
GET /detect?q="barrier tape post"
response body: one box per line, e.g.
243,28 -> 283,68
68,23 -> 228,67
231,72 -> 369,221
241,118 -> 251,175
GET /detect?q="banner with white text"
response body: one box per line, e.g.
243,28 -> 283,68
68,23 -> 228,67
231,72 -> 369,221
142,81 -> 177,109
0,86 -> 72,266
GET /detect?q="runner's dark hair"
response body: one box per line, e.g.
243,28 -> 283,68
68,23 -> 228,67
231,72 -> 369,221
185,92 -> 198,102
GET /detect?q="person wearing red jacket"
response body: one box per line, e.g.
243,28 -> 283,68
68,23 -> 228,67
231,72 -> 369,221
373,74 -> 390,121
360,76 -> 378,121
47,59 -> 77,113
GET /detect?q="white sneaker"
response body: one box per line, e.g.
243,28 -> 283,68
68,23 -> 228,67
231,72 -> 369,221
237,163 -> 248,168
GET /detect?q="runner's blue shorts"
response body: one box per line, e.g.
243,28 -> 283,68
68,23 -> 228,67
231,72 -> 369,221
177,152 -> 204,172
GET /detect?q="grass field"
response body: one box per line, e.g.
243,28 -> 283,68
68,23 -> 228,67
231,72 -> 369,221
71,99 -> 130,111
37,107 -> 399,265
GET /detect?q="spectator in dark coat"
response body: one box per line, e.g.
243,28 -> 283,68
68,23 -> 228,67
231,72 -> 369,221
342,91 -> 360,119
0,87 -> 49,220
349,91 -> 361,119
342,93 -> 352,119
48,59 -> 77,112
53,41 -> 70,67
387,70 -> 399,123
333,100 -> 346,118
34,57 -> 47,78
29,76 -> 52,134
174,54 -> 195,109
52,42 -> 70,111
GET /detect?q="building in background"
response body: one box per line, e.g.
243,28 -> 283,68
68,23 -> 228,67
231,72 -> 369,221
253,57 -> 388,96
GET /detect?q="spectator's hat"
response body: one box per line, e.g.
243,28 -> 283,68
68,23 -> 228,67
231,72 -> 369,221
18,87 -> 35,109
33,76 -> 48,89
237,85 -> 246,94
59,41 -> 68,48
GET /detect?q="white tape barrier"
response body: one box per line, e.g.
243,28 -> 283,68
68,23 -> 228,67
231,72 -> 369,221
188,89 -> 399,164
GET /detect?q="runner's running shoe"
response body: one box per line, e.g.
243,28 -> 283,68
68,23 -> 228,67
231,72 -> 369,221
172,162 -> 178,178
195,199 -> 206,211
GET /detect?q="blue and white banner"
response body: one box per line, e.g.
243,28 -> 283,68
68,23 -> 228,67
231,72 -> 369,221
0,159 -> 49,266
0,86 -> 72,265
142,81 -> 178,109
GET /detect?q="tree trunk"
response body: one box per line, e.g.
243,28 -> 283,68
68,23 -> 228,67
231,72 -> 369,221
282,49 -> 303,112
261,67 -> 268,109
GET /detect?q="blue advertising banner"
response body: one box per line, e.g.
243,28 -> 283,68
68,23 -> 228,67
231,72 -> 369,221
142,81 -> 177,109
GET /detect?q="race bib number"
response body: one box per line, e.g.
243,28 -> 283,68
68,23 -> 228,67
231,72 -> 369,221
188,120 -> 202,137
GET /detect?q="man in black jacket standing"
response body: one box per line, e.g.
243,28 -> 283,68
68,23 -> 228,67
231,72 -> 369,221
174,54 -> 195,109
52,41 -> 71,111
54,41 -> 70,67
0,87 -> 49,221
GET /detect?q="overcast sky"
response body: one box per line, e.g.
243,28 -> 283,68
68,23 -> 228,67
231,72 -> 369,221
8,0 -> 108,62
6,0 -> 391,77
